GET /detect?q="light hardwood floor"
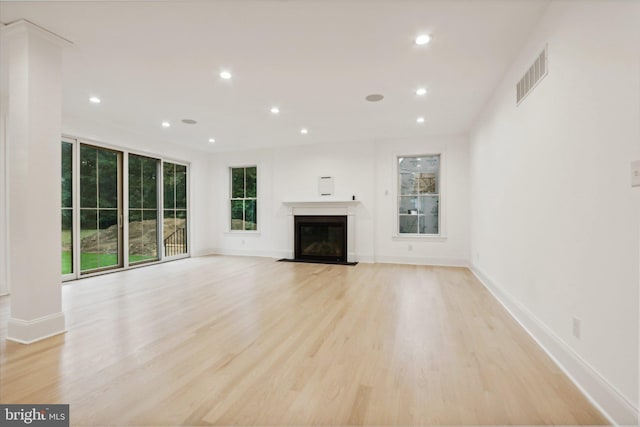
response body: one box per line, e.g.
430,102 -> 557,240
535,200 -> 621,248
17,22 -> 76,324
0,256 -> 607,425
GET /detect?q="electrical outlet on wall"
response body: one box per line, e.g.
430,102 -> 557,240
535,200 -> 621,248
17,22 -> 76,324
631,160 -> 640,187
572,317 -> 581,339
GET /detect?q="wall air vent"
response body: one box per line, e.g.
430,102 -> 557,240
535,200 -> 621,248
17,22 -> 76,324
516,45 -> 548,105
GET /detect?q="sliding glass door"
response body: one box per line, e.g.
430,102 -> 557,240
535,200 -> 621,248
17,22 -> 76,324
128,154 -> 159,264
79,144 -> 123,273
61,138 -> 189,279
163,162 -> 188,258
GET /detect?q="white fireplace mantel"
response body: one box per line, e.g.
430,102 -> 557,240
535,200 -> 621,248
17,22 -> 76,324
282,199 -> 360,216
281,200 -> 360,262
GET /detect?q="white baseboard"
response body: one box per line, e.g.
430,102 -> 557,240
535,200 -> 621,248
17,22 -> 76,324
356,255 -> 375,263
205,251 -> 465,267
375,255 -> 468,267
192,248 -> 219,257
470,264 -> 638,426
7,312 -> 67,344
209,248 -> 288,259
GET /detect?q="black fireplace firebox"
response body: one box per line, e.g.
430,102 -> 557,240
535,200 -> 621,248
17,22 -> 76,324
294,215 -> 347,263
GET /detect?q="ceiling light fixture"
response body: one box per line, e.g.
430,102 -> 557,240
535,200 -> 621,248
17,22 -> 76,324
270,106 -> 280,114
416,88 -> 427,96
416,117 -> 425,124
161,121 -> 171,128
89,96 -> 101,104
219,70 -> 232,80
300,128 -> 308,135
415,34 -> 431,45
365,94 -> 384,102
208,138 -> 216,143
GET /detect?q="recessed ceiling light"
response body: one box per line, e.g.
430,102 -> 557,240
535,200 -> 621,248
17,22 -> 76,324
270,106 -> 280,114
416,88 -> 427,96
219,70 -> 232,80
415,34 -> 431,45
300,128 -> 308,135
161,121 -> 171,128
416,117 -> 425,124
89,96 -> 101,104
208,138 -> 216,143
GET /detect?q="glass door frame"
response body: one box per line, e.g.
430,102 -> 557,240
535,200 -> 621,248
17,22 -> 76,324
62,136 -> 77,282
161,159 -> 190,261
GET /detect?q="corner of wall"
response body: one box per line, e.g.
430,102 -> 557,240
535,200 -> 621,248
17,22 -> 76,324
469,264 -> 638,425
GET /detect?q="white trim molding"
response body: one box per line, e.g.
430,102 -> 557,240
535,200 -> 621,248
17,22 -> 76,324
470,264 -> 638,426
377,256 -> 468,267
7,312 -> 67,344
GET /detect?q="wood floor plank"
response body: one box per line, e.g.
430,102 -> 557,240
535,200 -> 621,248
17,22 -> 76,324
0,256 -> 608,425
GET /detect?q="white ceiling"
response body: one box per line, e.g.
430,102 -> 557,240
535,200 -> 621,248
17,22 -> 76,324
0,0 -> 550,153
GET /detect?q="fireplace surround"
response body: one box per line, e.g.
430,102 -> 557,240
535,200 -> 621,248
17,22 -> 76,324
282,200 -> 359,264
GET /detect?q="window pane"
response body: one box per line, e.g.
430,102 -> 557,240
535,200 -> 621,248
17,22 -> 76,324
399,172 -> 414,195
420,196 -> 439,234
61,208 -> 73,274
399,215 -> 418,234
231,200 -> 244,230
96,210 -> 119,269
231,168 -> 245,198
80,145 -> 97,208
417,172 -> 437,194
163,209 -> 176,239
128,155 -> 142,209
163,163 -> 175,209
163,209 -> 186,257
80,209 -> 98,270
245,199 -> 256,231
399,196 -> 418,215
129,209 -> 157,264
61,142 -> 73,208
141,210 -> 158,260
142,157 -> 158,208
175,164 -> 187,209
246,167 -> 257,198
98,149 -> 118,209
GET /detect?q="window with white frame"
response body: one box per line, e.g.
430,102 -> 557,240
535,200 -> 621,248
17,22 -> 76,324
230,166 -> 257,231
398,155 -> 440,235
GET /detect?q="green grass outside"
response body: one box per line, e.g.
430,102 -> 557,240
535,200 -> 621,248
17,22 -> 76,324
62,251 -> 156,274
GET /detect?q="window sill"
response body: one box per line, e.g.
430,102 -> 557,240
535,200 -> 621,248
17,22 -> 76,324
392,234 -> 447,242
224,231 -> 261,236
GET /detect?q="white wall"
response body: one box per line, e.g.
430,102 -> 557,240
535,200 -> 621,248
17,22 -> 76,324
209,135 -> 470,266
469,1 -> 640,423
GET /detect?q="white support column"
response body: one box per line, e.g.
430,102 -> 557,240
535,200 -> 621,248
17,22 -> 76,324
0,43 -> 7,297
2,20 -> 71,343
